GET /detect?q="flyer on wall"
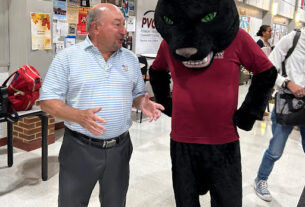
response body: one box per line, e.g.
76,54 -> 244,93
30,13 -> 52,50
67,1 -> 79,24
69,0 -> 80,4
68,23 -> 77,36
77,7 -> 90,35
53,0 -> 67,20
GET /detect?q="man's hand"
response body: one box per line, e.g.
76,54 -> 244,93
135,93 -> 165,122
287,81 -> 305,98
40,100 -> 106,136
78,107 -> 106,136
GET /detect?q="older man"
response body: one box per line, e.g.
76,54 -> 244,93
40,3 -> 164,207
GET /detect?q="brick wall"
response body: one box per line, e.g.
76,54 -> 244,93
0,115 -> 55,151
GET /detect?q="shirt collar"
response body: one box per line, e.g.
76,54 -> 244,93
84,35 -> 94,49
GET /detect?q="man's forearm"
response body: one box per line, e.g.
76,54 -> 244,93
132,95 -> 145,110
40,99 -> 82,123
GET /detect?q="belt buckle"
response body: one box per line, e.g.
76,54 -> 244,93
103,139 -> 116,148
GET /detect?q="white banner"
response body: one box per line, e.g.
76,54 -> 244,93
135,0 -> 162,55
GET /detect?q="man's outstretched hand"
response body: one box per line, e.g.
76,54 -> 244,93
140,93 -> 165,122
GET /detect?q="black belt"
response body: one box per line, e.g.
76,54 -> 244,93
66,127 -> 128,149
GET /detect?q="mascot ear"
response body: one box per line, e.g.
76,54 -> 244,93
234,66 -> 277,131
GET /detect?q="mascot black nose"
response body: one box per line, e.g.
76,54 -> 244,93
175,48 -> 198,58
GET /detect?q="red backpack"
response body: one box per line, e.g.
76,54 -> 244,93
3,65 -> 41,111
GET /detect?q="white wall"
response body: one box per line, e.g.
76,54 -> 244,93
0,0 -> 9,67
0,68 -> 9,138
9,0 -> 54,79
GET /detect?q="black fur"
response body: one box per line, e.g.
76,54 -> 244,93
154,0 -> 239,65
149,67 -> 172,117
233,67 -> 278,131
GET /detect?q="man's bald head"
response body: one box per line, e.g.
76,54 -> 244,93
86,3 -> 121,32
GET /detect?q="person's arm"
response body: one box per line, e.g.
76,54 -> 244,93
233,67 -> 277,130
286,81 -> 305,98
40,99 -> 106,136
233,30 -> 277,131
269,31 -> 296,88
149,41 -> 172,117
132,93 -> 164,122
268,31 -> 305,98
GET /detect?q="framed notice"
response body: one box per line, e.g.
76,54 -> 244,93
53,0 -> 67,20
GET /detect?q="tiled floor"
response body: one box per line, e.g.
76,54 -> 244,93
0,84 -> 305,207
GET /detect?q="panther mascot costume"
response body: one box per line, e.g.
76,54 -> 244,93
149,0 -> 277,206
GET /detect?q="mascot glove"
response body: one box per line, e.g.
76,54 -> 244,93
233,109 -> 256,131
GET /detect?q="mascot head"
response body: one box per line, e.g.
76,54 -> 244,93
154,0 -> 239,70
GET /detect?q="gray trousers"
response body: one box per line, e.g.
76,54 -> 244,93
58,129 -> 133,207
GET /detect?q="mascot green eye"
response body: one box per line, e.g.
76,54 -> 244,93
163,16 -> 174,25
201,12 -> 217,22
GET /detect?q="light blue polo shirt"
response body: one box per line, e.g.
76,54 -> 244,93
40,36 -> 146,139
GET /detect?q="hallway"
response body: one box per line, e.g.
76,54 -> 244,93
0,84 -> 304,207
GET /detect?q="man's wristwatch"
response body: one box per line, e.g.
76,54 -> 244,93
282,79 -> 291,88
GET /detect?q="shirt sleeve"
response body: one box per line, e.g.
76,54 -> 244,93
269,31 -> 295,88
40,50 -> 69,101
132,56 -> 147,99
151,40 -> 169,71
238,30 -> 273,75
256,39 -> 264,48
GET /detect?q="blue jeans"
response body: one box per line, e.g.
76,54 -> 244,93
257,109 -> 305,180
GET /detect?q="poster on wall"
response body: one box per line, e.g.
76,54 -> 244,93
249,17 -> 262,42
135,0 -> 162,55
80,0 -> 90,7
67,1 -> 79,24
53,0 -> 67,20
121,0 -> 129,17
126,16 -> 136,32
69,0 -> 80,3
77,7 -> 90,35
68,23 -> 77,36
271,23 -> 288,46
91,0 -> 101,6
239,15 -> 250,33
101,0 -> 122,7
56,41 -> 65,53
128,0 -> 135,16
53,21 -> 60,43
30,13 -> 52,50
65,36 -> 76,48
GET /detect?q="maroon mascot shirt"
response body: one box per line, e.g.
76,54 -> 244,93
152,29 -> 273,144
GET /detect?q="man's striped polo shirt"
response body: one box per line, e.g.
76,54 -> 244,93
40,36 -> 146,139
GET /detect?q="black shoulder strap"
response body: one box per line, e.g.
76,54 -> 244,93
281,30 -> 301,77
2,71 -> 18,87
1,71 -> 19,123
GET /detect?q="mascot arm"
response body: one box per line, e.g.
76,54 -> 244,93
234,66 -> 277,131
149,66 -> 172,117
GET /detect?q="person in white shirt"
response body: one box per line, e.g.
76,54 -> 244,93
254,28 -> 305,202
298,186 -> 305,207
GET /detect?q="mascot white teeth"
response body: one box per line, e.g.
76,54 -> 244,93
149,0 -> 277,206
